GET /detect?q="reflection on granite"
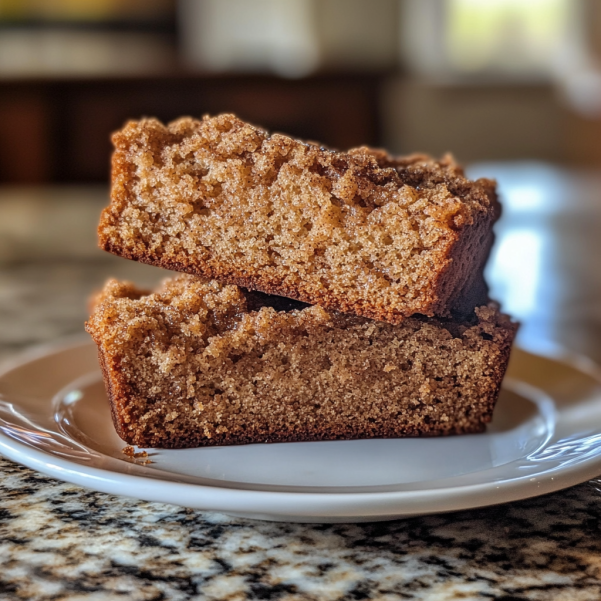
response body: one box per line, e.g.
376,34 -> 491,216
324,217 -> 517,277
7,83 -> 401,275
2,181 -> 601,600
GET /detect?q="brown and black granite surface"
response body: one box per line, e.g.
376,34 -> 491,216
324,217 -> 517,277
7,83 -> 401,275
2,458 -> 601,600
2,168 -> 601,600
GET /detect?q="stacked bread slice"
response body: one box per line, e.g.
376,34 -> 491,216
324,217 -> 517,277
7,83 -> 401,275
86,114 -> 516,448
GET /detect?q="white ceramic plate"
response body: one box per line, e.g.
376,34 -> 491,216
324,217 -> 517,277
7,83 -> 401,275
1,338 -> 601,523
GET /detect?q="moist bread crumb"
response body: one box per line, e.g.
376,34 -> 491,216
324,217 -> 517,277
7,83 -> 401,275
86,275 -> 517,449
100,113 -> 499,324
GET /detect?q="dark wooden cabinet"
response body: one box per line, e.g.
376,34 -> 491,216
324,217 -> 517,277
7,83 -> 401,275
0,73 -> 383,184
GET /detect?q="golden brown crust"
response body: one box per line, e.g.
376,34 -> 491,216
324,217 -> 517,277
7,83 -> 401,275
97,348 -> 131,443
86,275 -> 517,449
100,114 -> 499,324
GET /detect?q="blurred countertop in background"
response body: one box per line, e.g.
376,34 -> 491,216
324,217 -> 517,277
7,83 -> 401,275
0,185 -> 160,362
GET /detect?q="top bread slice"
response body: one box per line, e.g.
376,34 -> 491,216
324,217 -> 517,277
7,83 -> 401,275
99,114 -> 499,324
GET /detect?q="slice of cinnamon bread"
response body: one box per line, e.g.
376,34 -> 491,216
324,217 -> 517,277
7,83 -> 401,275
85,275 -> 516,449
99,114 -> 499,324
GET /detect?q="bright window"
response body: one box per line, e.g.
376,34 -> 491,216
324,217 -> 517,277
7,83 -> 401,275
446,0 -> 572,75
400,0 -> 582,80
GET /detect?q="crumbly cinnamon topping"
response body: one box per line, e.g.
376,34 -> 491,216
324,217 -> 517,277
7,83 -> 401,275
99,114 -> 498,323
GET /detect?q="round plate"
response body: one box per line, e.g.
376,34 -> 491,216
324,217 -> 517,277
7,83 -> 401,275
1,339 -> 601,523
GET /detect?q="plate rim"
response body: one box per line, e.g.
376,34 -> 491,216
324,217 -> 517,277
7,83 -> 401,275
1,337 -> 601,520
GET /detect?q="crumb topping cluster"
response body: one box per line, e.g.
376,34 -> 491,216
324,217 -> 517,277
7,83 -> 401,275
100,114 -> 498,322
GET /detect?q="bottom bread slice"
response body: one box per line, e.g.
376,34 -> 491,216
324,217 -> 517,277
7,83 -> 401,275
85,275 -> 517,449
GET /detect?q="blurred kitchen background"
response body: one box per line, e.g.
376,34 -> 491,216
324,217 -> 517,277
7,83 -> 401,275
1,0 -> 601,363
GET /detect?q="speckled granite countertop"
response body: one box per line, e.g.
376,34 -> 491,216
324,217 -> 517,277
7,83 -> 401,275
2,181 -> 601,600
3,458 -> 601,600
